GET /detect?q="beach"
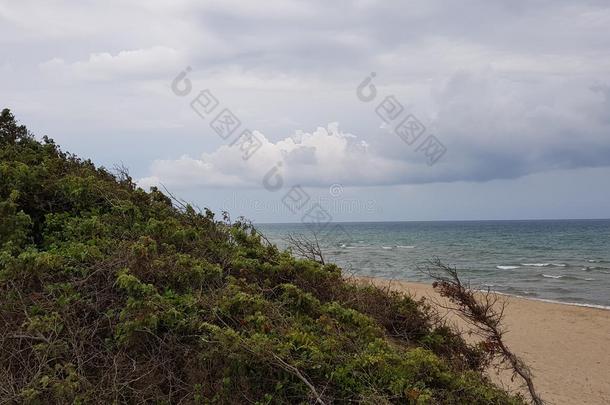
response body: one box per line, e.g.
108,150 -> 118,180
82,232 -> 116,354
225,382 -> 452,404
356,277 -> 610,405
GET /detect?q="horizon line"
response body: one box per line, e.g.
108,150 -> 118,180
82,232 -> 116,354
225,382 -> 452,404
254,217 -> 610,225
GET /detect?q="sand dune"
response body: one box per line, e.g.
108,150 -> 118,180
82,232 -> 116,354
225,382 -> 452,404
356,277 -> 610,405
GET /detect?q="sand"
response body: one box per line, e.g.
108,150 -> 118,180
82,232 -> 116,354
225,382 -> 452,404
355,277 -> 610,405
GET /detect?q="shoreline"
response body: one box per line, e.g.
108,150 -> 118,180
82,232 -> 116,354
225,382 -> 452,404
356,274 -> 610,311
482,290 -> 610,311
354,276 -> 610,405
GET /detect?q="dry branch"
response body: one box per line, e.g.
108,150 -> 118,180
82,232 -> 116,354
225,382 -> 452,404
285,232 -> 326,265
422,259 -> 544,405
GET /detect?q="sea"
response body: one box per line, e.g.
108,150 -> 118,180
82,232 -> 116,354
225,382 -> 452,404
257,220 -> 610,309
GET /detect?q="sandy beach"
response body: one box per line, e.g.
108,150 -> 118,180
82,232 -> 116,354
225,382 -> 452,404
356,277 -> 610,405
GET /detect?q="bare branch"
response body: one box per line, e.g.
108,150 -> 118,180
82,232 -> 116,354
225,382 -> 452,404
112,162 -> 132,184
284,232 -> 326,265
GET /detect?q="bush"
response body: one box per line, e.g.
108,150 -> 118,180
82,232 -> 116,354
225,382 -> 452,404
0,109 -> 523,404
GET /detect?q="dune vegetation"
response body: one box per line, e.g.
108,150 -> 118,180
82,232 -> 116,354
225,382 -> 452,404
0,109 -> 523,404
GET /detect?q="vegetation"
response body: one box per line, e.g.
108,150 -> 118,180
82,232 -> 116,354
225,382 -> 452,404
0,109 -> 523,404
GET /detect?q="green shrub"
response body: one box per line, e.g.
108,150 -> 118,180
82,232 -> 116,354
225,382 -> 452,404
0,109 -> 523,404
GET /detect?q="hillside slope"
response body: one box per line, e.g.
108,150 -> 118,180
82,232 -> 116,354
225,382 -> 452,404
0,109 -> 522,404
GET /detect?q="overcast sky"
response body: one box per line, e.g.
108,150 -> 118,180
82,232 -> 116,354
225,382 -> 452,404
2,0 -> 610,222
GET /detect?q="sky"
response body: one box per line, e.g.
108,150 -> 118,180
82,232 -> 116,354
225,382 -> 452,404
2,0 -> 610,223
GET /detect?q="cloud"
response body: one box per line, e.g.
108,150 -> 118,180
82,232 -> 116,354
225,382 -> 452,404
138,123 -> 418,190
139,66 -> 610,190
428,69 -> 610,180
39,46 -> 185,81
4,0 -> 610,192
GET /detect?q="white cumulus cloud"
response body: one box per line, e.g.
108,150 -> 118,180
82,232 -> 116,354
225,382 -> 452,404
138,123 -> 429,190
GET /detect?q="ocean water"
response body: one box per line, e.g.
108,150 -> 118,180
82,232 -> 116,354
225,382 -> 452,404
257,220 -> 610,308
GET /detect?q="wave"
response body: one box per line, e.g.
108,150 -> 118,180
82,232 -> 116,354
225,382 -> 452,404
381,246 -> 393,250
541,274 -> 595,281
583,267 -> 610,274
396,245 -> 416,249
482,283 -> 507,288
339,244 -> 363,250
522,263 -> 550,267
496,265 -> 520,270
